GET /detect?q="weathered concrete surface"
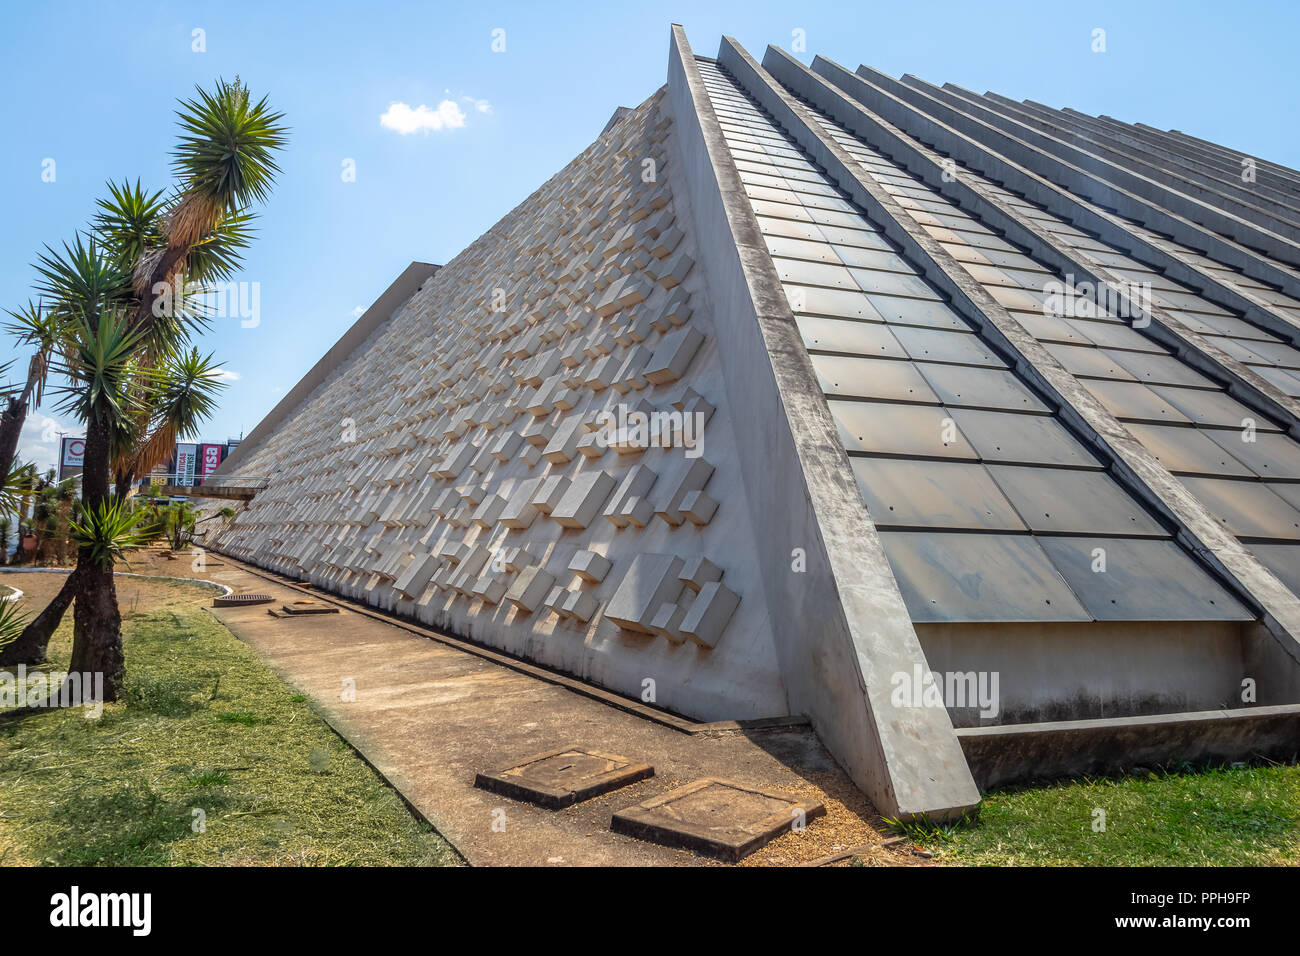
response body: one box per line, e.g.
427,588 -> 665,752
197,555 -> 905,866
668,25 -> 979,821
865,68 -> 1300,303
212,93 -> 791,725
724,37 -> 1300,675
770,48 -> 1300,439
958,705 -> 1300,790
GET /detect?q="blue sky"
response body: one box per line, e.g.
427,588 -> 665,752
3,0 -> 1297,473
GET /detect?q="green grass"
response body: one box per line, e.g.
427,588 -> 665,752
0,579 -> 460,866
881,762 -> 1300,866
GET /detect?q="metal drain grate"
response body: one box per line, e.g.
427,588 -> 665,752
213,593 -> 274,607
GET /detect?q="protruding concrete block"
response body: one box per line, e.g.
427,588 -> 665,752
542,418 -> 583,464
472,571 -> 508,606
522,415 -> 557,446
526,376 -> 561,417
394,552 -> 441,599
436,442 -> 475,479
544,585 -> 571,619
645,327 -> 704,386
569,549 -> 612,583
680,582 -> 739,649
654,249 -> 694,289
623,496 -> 655,528
651,289 -> 692,332
500,479 -> 541,530
471,493 -> 506,529
603,464 -> 658,528
679,556 -> 722,593
505,566 -> 554,615
450,546 -> 492,595
560,589 -> 599,623
584,354 -> 618,391
501,547 -> 536,574
550,471 -> 616,529
649,601 -> 688,644
490,429 -> 524,462
577,429 -> 606,460
657,458 -> 714,527
650,225 -> 683,259
612,346 -> 653,394
533,474 -> 571,515
681,490 -> 718,526
605,554 -> 684,634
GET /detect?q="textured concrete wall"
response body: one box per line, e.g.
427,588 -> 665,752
213,92 -> 788,722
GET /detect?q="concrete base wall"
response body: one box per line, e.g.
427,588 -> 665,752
917,621 -> 1252,727
959,704 -> 1300,789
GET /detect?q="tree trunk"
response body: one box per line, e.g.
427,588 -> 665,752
66,410 -> 124,700
0,568 -> 77,666
68,560 -> 121,699
133,245 -> 190,332
0,396 -> 28,484
114,470 -> 134,502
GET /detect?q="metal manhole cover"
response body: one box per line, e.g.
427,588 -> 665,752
611,777 -> 825,861
475,747 -> 654,809
213,593 -> 274,607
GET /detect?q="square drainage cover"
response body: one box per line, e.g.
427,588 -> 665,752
475,747 -> 654,809
611,777 -> 825,862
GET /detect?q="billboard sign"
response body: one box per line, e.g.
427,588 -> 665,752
198,443 -> 225,482
175,443 -> 198,487
59,436 -> 86,481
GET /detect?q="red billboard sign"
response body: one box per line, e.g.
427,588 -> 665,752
198,443 -> 225,481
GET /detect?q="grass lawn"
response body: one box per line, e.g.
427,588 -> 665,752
882,762 -> 1300,866
0,576 -> 459,866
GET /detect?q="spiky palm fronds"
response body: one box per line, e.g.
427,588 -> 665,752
0,598 -> 29,652
93,179 -> 167,272
33,235 -> 135,322
4,300 -> 67,408
51,308 -> 152,429
168,78 -> 287,250
187,206 -> 257,285
112,349 -> 227,479
68,498 -> 151,570
0,458 -> 38,522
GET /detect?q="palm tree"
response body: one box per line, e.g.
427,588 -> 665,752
0,301 -> 65,481
0,77 -> 285,690
162,500 -> 200,551
133,78 -> 285,333
113,348 -> 226,498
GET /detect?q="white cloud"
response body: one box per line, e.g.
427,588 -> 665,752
462,95 -> 493,114
350,305 -> 364,318
380,100 -> 467,134
216,370 -> 241,382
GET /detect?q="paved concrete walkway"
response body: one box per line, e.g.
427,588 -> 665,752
10,550 -> 908,866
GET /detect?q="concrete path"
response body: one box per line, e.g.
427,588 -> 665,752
9,551 -> 911,866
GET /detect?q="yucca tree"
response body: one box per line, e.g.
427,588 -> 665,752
0,302 -> 65,481
113,348 -> 226,498
0,77 -> 285,691
133,78 -> 285,331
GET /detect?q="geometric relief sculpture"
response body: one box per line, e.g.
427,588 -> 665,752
209,27 -> 1300,822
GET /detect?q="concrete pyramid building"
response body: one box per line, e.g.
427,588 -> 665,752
211,27 -> 1300,820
